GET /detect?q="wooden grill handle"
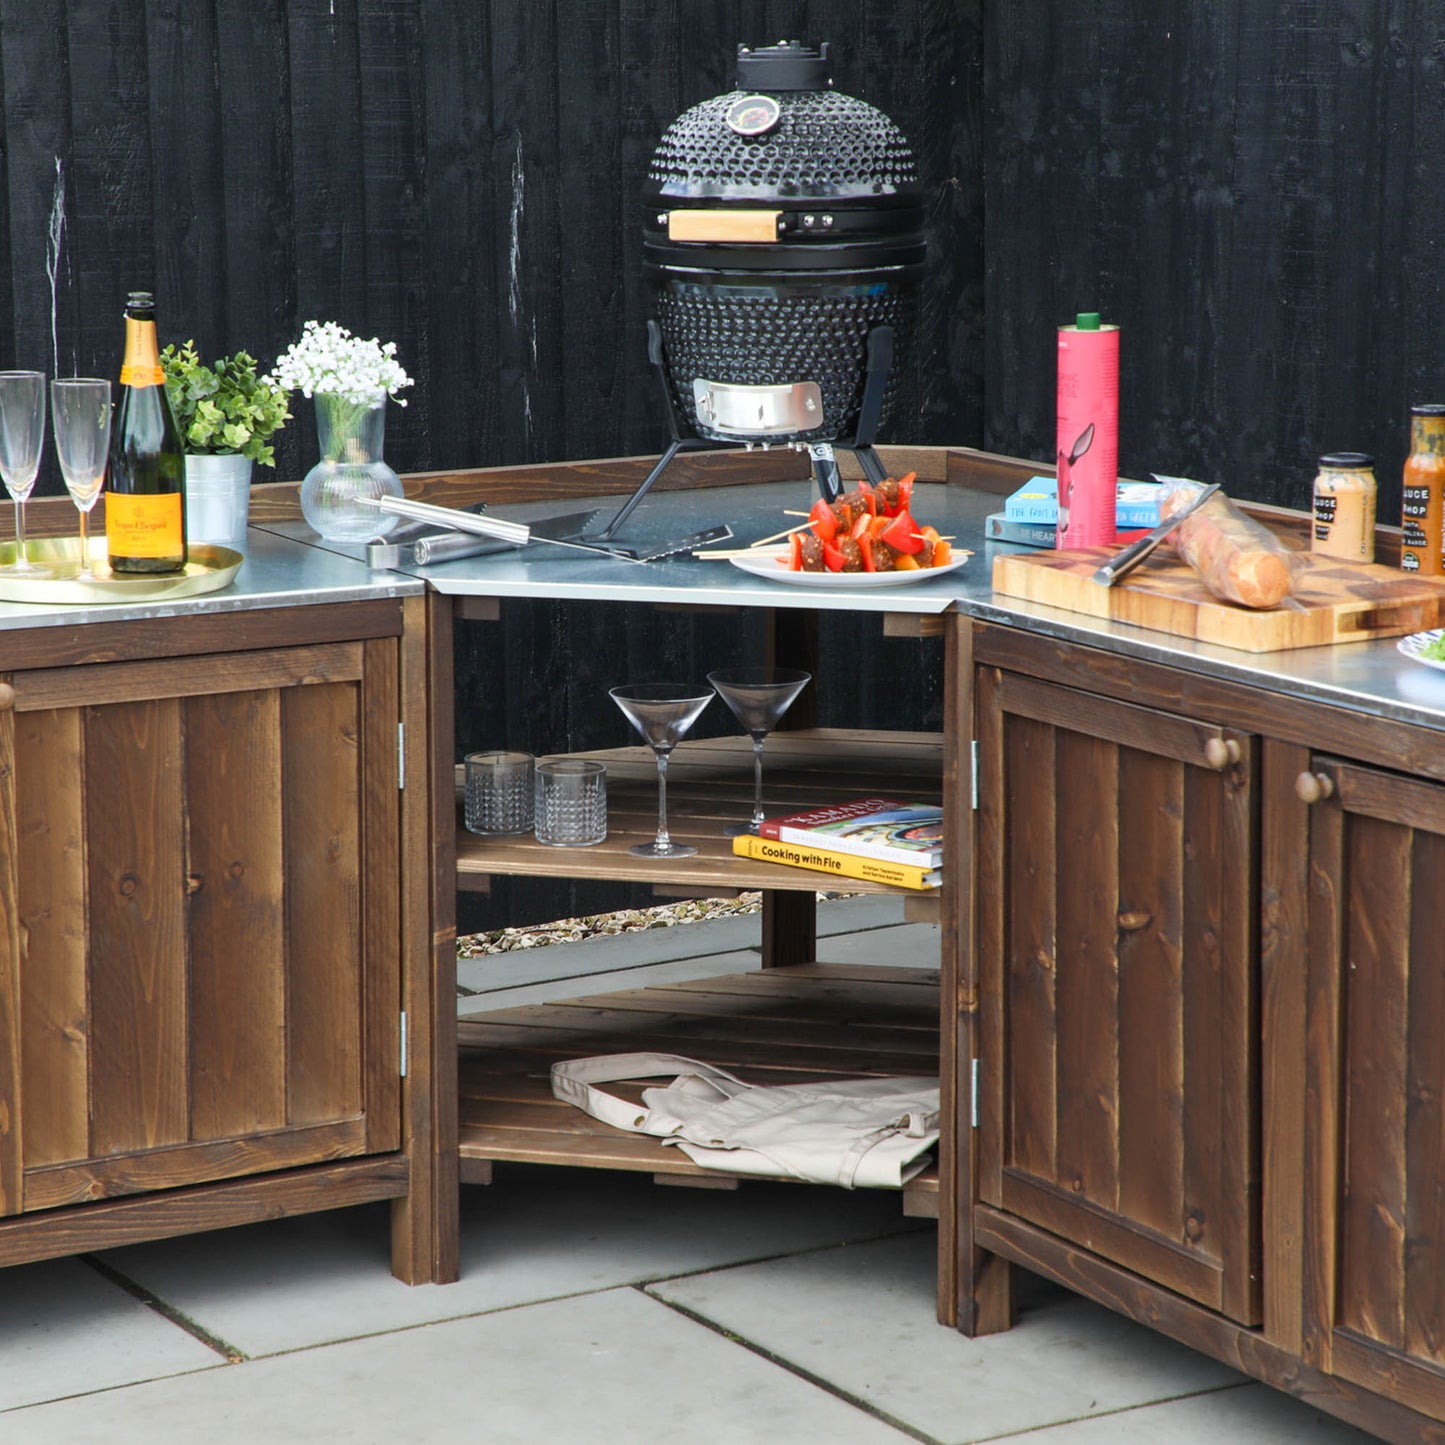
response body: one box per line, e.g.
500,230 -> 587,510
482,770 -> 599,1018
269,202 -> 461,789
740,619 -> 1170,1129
1295,771 -> 1335,804
0,682 -> 15,711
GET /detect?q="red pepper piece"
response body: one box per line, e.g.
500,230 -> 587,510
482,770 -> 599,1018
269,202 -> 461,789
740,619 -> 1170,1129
807,498 -> 838,541
856,532 -> 877,572
822,540 -> 846,572
788,533 -> 804,570
879,508 -> 925,555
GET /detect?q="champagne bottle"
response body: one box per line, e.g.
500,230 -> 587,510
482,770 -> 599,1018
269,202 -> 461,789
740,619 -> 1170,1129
107,291 -> 186,574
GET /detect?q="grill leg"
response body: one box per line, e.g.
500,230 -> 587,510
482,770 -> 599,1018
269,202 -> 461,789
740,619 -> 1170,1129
810,442 -> 843,503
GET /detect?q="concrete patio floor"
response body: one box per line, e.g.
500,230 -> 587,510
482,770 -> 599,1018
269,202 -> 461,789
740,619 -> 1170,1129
0,899 -> 1378,1443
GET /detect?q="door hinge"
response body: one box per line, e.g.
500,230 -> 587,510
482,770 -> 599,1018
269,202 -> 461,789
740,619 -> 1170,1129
397,722 -> 405,789
971,1057 -> 979,1128
970,738 -> 979,811
399,1010 -> 409,1077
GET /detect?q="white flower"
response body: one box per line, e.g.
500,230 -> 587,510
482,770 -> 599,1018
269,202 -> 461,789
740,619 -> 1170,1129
268,319 -> 413,406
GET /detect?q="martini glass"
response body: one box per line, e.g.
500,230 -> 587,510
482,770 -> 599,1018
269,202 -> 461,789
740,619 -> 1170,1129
609,683 -> 714,859
707,667 -> 811,835
51,378 -> 112,581
0,371 -> 50,575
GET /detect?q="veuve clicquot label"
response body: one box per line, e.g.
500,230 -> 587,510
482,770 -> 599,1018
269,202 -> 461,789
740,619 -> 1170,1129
107,291 -> 187,575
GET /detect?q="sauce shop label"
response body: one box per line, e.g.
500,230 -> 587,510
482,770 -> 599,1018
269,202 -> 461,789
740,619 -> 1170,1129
1312,453 -> 1376,563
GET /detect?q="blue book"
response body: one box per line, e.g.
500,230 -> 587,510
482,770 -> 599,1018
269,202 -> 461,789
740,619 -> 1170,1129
1003,475 -> 1162,529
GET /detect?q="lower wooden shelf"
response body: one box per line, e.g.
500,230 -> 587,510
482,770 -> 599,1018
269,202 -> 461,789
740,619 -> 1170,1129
455,728 -> 944,902
457,962 -> 941,1215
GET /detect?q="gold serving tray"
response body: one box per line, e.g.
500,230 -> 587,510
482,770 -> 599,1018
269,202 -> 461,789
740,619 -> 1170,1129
0,538 -> 242,605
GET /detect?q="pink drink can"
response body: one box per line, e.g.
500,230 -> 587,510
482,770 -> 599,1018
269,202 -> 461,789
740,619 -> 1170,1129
1056,314 -> 1120,549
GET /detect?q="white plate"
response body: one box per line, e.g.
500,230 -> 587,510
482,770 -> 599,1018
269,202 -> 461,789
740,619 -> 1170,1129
1398,629 -> 1445,672
727,550 -> 969,588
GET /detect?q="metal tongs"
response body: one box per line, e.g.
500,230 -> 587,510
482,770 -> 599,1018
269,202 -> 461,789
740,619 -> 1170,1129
355,495 -> 730,564
1092,481 -> 1221,587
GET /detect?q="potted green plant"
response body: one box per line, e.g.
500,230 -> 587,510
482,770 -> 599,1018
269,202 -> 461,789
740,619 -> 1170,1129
160,342 -> 291,552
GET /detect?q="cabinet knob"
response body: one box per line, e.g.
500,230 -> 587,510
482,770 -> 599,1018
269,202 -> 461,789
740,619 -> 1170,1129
1203,736 -> 1241,770
0,682 -> 14,711
1295,771 -> 1335,804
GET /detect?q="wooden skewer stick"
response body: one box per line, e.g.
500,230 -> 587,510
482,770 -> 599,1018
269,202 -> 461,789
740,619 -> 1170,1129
748,520 -> 811,547
693,547 -> 787,560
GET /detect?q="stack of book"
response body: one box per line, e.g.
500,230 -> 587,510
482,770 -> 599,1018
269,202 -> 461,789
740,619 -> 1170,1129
732,797 -> 943,890
986,474 -> 1163,548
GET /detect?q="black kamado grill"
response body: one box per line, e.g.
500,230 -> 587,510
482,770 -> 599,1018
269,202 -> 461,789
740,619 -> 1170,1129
588,40 -> 926,543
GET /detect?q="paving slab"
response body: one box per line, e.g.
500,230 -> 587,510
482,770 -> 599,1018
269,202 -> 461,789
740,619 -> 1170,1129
458,948 -> 761,1014
94,1164 -> 923,1358
648,1231 -> 1251,1444
0,1257 -> 220,1412
0,1286 -> 913,1445
983,1378 -> 1380,1442
815,920 -> 940,968
456,893 -> 909,995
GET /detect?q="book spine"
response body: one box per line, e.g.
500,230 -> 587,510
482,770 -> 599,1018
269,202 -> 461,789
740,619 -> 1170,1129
732,833 -> 941,890
986,514 -> 1058,548
775,823 -> 942,870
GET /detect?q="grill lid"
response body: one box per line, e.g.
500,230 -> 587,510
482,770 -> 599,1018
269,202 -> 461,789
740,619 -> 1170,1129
644,41 -> 924,271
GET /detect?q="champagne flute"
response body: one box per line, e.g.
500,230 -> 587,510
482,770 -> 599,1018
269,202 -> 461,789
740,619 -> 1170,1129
707,667 -> 812,835
609,683 -> 714,859
0,371 -> 49,575
51,378 -> 112,581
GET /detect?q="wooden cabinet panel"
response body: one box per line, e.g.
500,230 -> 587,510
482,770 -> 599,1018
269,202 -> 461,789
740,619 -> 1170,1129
977,667 -> 1260,1323
1306,757 -> 1445,1419
0,641 -> 401,1216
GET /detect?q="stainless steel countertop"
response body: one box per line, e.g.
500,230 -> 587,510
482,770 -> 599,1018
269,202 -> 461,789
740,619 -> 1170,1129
0,527 -> 422,638
347,476 -> 1445,735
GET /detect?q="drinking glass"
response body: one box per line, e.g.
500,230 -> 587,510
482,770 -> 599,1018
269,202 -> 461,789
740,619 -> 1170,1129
51,378 -> 112,581
0,371 -> 49,575
707,667 -> 812,835
609,683 -> 714,859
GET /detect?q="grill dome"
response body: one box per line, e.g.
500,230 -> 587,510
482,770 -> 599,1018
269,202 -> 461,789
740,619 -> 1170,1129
643,41 -> 926,447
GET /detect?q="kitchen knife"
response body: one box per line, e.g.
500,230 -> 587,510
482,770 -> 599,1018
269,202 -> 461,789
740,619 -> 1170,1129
1092,482 -> 1221,587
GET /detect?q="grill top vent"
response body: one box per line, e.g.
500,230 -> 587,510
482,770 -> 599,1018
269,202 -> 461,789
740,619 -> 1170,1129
648,89 -> 918,201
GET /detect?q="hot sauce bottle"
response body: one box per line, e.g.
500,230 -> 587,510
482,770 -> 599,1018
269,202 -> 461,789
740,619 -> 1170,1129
1400,404 -> 1445,576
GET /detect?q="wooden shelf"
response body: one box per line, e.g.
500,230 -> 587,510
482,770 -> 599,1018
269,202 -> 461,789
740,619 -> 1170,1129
455,727 -> 944,897
458,962 -> 940,1214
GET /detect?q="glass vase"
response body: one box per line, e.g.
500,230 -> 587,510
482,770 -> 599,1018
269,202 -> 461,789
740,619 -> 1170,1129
299,391 -> 404,541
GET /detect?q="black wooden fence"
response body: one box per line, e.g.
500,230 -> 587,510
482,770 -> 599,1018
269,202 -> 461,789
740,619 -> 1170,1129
0,1 -> 1437,927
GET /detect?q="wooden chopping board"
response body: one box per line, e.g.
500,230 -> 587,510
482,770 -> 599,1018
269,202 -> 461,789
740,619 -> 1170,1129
991,545 -> 1445,652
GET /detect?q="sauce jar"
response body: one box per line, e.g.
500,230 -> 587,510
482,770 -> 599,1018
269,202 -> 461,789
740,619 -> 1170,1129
1401,405 -> 1445,575
1312,452 -> 1376,563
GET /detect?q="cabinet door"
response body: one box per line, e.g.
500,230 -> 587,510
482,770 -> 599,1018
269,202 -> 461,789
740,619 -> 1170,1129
976,667 -> 1260,1323
0,640 -> 401,1215
1304,756 -> 1445,1422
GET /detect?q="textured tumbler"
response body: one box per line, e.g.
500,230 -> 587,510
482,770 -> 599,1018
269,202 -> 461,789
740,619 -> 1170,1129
534,758 -> 607,847
464,750 -> 535,836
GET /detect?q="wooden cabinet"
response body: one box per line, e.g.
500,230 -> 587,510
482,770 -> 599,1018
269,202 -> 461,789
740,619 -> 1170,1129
1302,754 -> 1445,1419
974,665 -> 1260,1323
967,621 -> 1445,1441
0,597 -> 446,1282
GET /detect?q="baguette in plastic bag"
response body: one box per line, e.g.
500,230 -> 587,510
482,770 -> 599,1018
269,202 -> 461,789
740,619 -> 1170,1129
1158,478 -> 1298,609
